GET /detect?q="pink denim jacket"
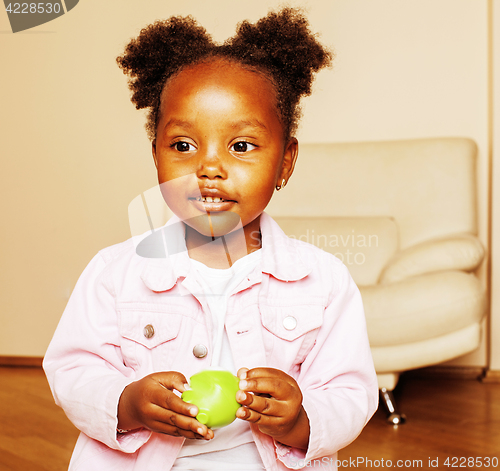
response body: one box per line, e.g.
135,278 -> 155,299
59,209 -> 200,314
43,212 -> 378,471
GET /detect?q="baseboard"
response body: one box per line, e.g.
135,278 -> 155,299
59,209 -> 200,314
0,356 -> 43,368
481,369 -> 500,383
404,365 -> 486,381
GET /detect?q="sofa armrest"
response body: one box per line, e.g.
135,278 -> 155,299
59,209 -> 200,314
379,234 -> 485,284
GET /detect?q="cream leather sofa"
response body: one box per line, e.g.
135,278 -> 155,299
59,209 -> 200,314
267,137 -> 486,422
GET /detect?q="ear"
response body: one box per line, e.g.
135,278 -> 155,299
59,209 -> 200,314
152,139 -> 158,169
278,138 -> 298,186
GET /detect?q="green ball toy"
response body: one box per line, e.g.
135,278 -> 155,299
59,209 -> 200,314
182,369 -> 241,429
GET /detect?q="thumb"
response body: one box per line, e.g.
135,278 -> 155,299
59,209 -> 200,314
154,371 -> 189,394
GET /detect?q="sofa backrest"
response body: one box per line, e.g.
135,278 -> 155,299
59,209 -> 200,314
272,216 -> 399,286
266,137 -> 478,250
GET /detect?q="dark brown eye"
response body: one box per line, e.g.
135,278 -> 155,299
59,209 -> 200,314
174,142 -> 194,152
232,142 -> 256,152
233,142 -> 248,152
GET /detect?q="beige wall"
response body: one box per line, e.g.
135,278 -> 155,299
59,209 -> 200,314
490,0 -> 500,371
0,0 -> 493,365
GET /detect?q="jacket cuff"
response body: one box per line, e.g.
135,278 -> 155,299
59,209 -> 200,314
75,377 -> 152,453
273,396 -> 320,469
115,428 -> 152,453
274,393 -> 329,469
274,441 -> 307,469
109,380 -> 152,453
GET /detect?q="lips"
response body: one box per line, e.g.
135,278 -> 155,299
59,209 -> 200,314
194,196 -> 233,203
188,187 -> 237,212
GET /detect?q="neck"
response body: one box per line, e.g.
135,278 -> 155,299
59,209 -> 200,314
185,220 -> 261,269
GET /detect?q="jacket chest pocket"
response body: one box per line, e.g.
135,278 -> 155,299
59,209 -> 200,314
117,304 -> 185,372
259,303 -> 325,368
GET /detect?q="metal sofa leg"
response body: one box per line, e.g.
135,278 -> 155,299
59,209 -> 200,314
380,388 -> 406,425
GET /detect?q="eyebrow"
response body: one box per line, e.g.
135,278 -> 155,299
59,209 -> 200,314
163,119 -> 194,130
230,120 -> 269,132
163,118 -> 269,134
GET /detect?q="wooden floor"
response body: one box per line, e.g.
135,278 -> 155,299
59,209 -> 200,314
340,373 -> 500,469
1,367 -> 499,470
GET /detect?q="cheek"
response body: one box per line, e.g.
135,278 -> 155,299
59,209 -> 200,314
155,149 -> 199,183
247,168 -> 278,205
156,161 -> 183,184
256,185 -> 276,212
158,173 -> 196,210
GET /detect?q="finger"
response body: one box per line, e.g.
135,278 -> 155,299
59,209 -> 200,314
237,367 -> 250,379
149,404 -> 212,438
153,388 -> 199,418
236,390 -> 275,416
149,417 -> 214,440
244,367 -> 285,380
236,405 -> 280,426
239,376 -> 293,401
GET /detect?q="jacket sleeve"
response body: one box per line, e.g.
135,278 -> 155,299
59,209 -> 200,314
43,252 -> 152,453
276,261 -> 379,468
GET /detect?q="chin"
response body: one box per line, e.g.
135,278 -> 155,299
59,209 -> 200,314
184,211 -> 243,238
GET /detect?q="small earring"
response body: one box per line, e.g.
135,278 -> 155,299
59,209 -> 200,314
276,179 -> 286,191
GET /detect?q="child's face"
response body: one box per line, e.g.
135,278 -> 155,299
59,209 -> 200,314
152,59 -> 297,241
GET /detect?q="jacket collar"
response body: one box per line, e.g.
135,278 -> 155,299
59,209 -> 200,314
139,215 -> 190,292
259,212 -> 312,281
140,212 -> 311,292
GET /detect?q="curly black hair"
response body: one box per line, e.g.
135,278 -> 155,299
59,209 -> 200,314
117,8 -> 332,141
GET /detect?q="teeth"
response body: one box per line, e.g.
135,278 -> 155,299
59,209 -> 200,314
197,196 -> 226,203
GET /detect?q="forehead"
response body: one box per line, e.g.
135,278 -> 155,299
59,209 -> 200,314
160,59 -> 279,119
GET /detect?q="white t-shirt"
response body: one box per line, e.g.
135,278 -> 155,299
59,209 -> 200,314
172,249 -> 265,471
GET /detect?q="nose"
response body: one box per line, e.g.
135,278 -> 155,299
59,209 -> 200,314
196,145 -> 227,180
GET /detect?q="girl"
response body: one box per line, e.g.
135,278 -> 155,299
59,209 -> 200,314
44,8 -> 378,471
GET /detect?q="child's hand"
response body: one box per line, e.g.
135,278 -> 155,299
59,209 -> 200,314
117,371 -> 214,440
235,367 -> 310,450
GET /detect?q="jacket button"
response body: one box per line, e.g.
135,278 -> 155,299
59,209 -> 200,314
143,324 -> 155,339
193,344 -> 208,359
283,316 -> 297,331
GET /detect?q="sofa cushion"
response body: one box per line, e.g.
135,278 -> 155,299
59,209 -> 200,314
379,233 -> 485,284
273,216 -> 399,286
372,324 -> 482,374
361,270 -> 485,347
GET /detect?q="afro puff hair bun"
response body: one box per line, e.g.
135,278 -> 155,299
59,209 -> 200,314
117,8 -> 332,141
